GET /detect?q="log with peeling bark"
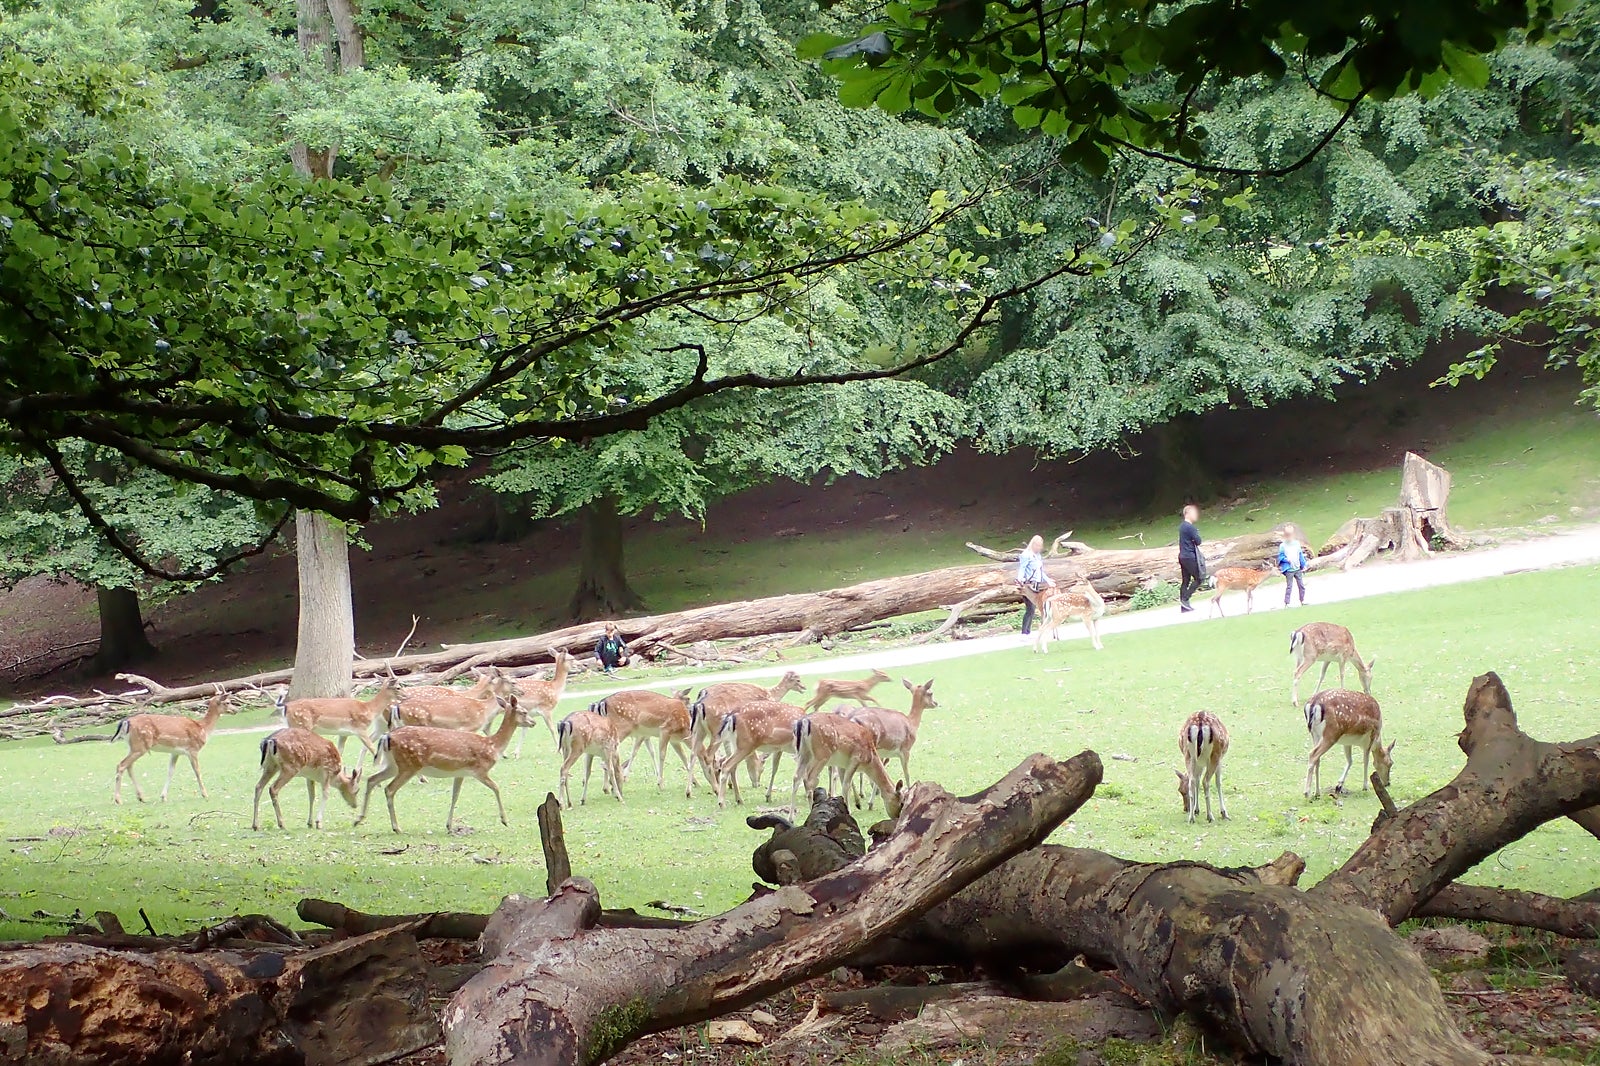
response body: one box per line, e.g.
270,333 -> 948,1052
1416,884 -> 1600,940
0,925 -> 438,1066
442,750 -> 1103,1066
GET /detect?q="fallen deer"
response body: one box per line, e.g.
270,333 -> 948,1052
792,712 -> 903,817
355,695 -> 531,832
277,677 -> 401,769
505,648 -> 570,757
252,727 -> 361,830
714,700 -> 807,808
845,678 -> 938,789
1207,567 -> 1272,617
112,691 -> 229,804
591,687 -> 696,794
1175,711 -> 1229,824
1032,581 -> 1107,652
804,669 -> 892,713
1304,689 -> 1395,799
556,709 -> 629,808
1290,622 -> 1376,705
689,671 -> 806,783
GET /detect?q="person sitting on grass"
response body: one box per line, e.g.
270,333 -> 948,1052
1278,532 -> 1309,608
595,623 -> 630,673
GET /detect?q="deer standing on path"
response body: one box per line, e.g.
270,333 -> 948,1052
1207,567 -> 1271,617
1304,689 -> 1395,799
252,727 -> 361,830
112,691 -> 229,803
803,669 -> 892,713
277,677 -> 401,769
791,712 -> 903,817
555,710 -> 628,807
845,678 -> 938,788
506,649 -> 570,757
689,671 -> 805,783
1175,711 -> 1229,824
1032,581 -> 1107,652
1290,622 -> 1376,705
355,695 -> 531,832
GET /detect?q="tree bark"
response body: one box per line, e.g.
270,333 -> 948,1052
91,586 -> 157,671
289,511 -> 355,700
567,495 -> 644,621
1145,412 -> 1218,509
443,751 -> 1103,1066
1415,883 -> 1600,939
0,926 -> 437,1066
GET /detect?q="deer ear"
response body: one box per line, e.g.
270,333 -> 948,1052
1174,769 -> 1184,780
1386,741 -> 1396,755
903,677 -> 914,691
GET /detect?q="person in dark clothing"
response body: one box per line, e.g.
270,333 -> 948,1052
1177,505 -> 1204,613
595,623 -> 630,673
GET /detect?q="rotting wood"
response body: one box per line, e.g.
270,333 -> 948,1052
1416,884 -> 1600,939
538,791 -> 573,895
295,898 -> 690,938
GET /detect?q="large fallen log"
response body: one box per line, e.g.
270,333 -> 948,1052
443,750 -> 1103,1066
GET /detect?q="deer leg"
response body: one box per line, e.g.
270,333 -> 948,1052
623,735 -> 647,774
1245,587 -> 1253,615
353,761 -> 395,827
1213,762 -> 1228,820
1334,745 -> 1357,793
1187,757 -> 1201,824
446,778 -> 465,831
266,768 -> 294,829
383,769 -> 416,833
653,736 -> 667,789
1304,737 -> 1335,799
510,724 -> 526,760
305,777 -> 320,828
479,772 -> 506,825
1359,743 -> 1372,791
606,748 -> 625,802
187,753 -> 207,799
1089,616 -> 1103,650
764,752 -> 784,802
158,753 -> 180,802
250,764 -> 274,830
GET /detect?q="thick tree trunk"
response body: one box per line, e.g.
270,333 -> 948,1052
1145,412 -> 1218,509
91,586 -> 156,671
444,752 -> 1103,1066
567,496 -> 644,621
288,511 -> 355,699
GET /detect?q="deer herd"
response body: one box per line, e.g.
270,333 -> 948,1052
104,601 -> 1391,836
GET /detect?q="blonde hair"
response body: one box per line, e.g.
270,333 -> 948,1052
1027,535 -> 1044,552
1182,505 -> 1199,521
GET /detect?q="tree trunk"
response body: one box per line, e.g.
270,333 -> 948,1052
91,586 -> 156,671
288,511 -> 355,699
567,496 -> 644,621
1145,412 -> 1218,509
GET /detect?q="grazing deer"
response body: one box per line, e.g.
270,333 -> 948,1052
592,688 -> 696,793
803,669 -> 892,713
792,712 -> 903,818
1031,581 -> 1107,653
556,709 -> 628,807
1207,567 -> 1271,617
1303,689 -> 1395,799
277,677 -> 401,769
689,671 -> 806,784
1290,623 -> 1376,705
1175,711 -> 1229,824
845,678 -> 938,788
252,727 -> 361,830
355,696 -> 531,832
714,699 -> 808,808
389,667 -> 519,733
506,648 -> 570,757
112,691 -> 229,804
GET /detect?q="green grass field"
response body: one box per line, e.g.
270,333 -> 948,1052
2,564 -> 1595,941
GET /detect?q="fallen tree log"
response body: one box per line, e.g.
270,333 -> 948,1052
1415,884 -> 1600,940
443,750 -> 1103,1066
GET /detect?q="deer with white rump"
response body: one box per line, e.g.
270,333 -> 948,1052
112,691 -> 230,803
355,694 -> 532,832
555,709 -> 629,807
1290,622 -> 1376,705
713,699 -> 807,807
803,669 -> 892,713
845,678 -> 937,787
277,676 -> 401,769
1303,689 -> 1395,799
1175,711 -> 1229,824
1207,567 -> 1271,617
591,687 -> 697,793
252,727 -> 361,830
689,671 -> 805,783
791,712 -> 903,817
1031,580 -> 1107,652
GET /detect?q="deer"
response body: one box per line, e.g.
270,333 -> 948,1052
112,691 -> 229,804
844,678 -> 938,789
1303,689 -> 1395,799
1290,622 -> 1377,705
504,648 -> 570,757
276,677 -> 401,769
688,671 -> 806,785
1207,566 -> 1272,617
388,666 -> 520,733
591,687 -> 696,794
792,712 -> 903,818
354,695 -> 531,833
252,727 -> 361,830
803,669 -> 892,713
555,709 -> 629,808
1031,580 -> 1107,652
713,699 -> 808,808
1175,711 -> 1229,824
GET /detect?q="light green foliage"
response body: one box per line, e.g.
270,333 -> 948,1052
0,566 -> 1593,939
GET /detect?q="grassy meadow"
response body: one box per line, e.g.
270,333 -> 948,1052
2,563 -> 1595,941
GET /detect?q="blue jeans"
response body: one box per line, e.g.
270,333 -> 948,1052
1283,569 -> 1306,604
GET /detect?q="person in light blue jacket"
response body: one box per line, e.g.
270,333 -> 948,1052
1016,534 -> 1055,635
1278,532 -> 1309,607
